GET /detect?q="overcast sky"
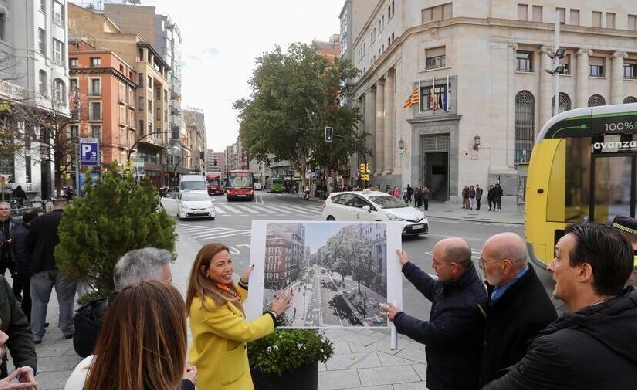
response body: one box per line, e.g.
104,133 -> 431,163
141,0 -> 344,152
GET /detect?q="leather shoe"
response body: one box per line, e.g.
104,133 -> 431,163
64,334 -> 73,340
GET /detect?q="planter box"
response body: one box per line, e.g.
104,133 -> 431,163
251,361 -> 318,390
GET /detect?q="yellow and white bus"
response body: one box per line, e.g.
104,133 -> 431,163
526,103 -> 637,268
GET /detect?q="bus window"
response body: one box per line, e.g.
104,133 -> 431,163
592,156 -> 633,224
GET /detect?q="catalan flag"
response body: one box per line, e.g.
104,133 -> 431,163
403,88 -> 420,109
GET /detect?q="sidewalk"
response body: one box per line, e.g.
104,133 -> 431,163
28,197 -> 523,389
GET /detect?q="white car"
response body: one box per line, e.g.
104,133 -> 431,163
177,191 -> 215,220
320,190 -> 428,236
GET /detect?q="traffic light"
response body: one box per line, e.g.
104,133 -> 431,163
360,163 -> 366,174
324,127 -> 333,143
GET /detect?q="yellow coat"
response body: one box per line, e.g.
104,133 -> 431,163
188,284 -> 275,390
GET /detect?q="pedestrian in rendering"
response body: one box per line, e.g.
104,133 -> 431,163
422,186 -> 430,211
484,223 -> 637,389
493,183 -> 503,211
65,280 -> 196,390
186,243 -> 292,389
611,215 -> 637,285
27,200 -> 76,344
10,210 -> 41,322
380,239 -> 487,390
73,247 -> 174,358
478,232 -> 557,386
475,184 -> 483,210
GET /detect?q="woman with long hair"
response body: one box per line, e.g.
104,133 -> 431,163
65,280 -> 195,390
186,243 -> 292,390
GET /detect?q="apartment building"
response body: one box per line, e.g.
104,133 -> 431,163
68,3 -> 171,188
0,0 -> 70,198
344,0 -> 637,202
67,40 -> 137,180
182,107 -> 206,173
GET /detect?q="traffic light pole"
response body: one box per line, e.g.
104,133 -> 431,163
332,134 -> 368,188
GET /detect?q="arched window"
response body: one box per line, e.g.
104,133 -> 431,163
623,96 -> 637,104
551,92 -> 571,115
588,94 -> 606,107
515,91 -> 535,164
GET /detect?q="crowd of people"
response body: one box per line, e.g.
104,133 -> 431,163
0,194 -> 636,389
380,217 -> 637,390
461,183 -> 503,211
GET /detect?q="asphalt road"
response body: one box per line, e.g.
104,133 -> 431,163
162,191 -> 566,320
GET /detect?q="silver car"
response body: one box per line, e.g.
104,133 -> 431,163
177,190 -> 216,220
320,190 -> 428,236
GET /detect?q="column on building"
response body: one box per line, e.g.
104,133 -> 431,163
365,86 -> 376,174
576,49 -> 592,108
383,69 -> 395,174
539,46 -> 555,127
611,51 -> 627,104
507,44 -> 518,167
374,78 -> 385,175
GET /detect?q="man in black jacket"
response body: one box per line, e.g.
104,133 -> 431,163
380,238 -> 487,390
484,223 -> 637,389
478,232 -> 557,386
26,200 -> 76,344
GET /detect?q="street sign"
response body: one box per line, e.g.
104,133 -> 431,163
361,174 -> 370,181
133,158 -> 145,176
80,138 -> 99,166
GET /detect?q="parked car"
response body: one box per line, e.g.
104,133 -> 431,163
320,190 -> 428,236
177,190 -> 216,220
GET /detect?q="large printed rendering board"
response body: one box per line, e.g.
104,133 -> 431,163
245,220 -> 404,328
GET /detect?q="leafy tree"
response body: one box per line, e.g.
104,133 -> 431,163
55,163 -> 176,295
323,229 -> 372,286
235,42 -> 365,187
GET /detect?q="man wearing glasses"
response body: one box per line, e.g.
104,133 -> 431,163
380,238 -> 487,390
478,232 -> 556,386
484,223 -> 637,389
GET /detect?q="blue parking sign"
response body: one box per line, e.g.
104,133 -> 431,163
80,138 -> 99,166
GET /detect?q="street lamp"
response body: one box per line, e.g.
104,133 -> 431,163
126,131 -> 171,161
544,11 -> 567,116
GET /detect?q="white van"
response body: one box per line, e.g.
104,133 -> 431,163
179,175 -> 206,194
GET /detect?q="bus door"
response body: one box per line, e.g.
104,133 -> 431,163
589,153 -> 637,223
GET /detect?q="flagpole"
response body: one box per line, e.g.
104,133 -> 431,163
417,80 -> 421,113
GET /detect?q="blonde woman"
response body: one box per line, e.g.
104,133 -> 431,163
186,243 -> 292,390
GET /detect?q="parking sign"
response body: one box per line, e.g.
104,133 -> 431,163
80,138 -> 99,166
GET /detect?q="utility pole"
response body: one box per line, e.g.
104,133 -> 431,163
545,10 -> 566,116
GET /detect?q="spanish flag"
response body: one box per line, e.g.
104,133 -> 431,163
403,88 -> 420,109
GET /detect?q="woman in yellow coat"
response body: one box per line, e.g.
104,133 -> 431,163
186,243 -> 292,390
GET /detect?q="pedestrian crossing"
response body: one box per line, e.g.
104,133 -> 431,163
212,202 -> 323,217
179,225 -> 252,241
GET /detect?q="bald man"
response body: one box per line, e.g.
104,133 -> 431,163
380,238 -> 487,390
478,232 -> 557,386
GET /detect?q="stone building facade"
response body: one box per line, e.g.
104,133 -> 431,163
344,0 -> 637,202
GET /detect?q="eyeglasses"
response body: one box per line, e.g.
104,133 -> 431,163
478,257 -> 499,269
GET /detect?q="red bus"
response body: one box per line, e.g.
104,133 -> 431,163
227,170 -> 254,201
206,172 -> 223,196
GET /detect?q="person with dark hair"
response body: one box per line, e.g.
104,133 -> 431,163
380,238 -> 487,390
484,223 -> 637,389
11,186 -> 26,208
10,210 -> 42,321
65,280 -> 196,390
479,232 -> 557,386
493,183 -> 503,211
0,202 -> 18,277
73,247 -> 174,358
26,200 -> 75,344
186,243 -> 292,389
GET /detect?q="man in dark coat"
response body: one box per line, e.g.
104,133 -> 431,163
0,202 -> 19,276
26,200 -> 76,344
0,275 -> 37,380
484,223 -> 637,389
10,210 -> 41,321
478,232 -> 557,386
380,238 -> 487,390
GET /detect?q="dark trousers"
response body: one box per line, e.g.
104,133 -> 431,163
488,199 -> 493,210
476,198 -> 482,210
423,198 -> 429,211
12,273 -> 31,322
494,197 -> 502,210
